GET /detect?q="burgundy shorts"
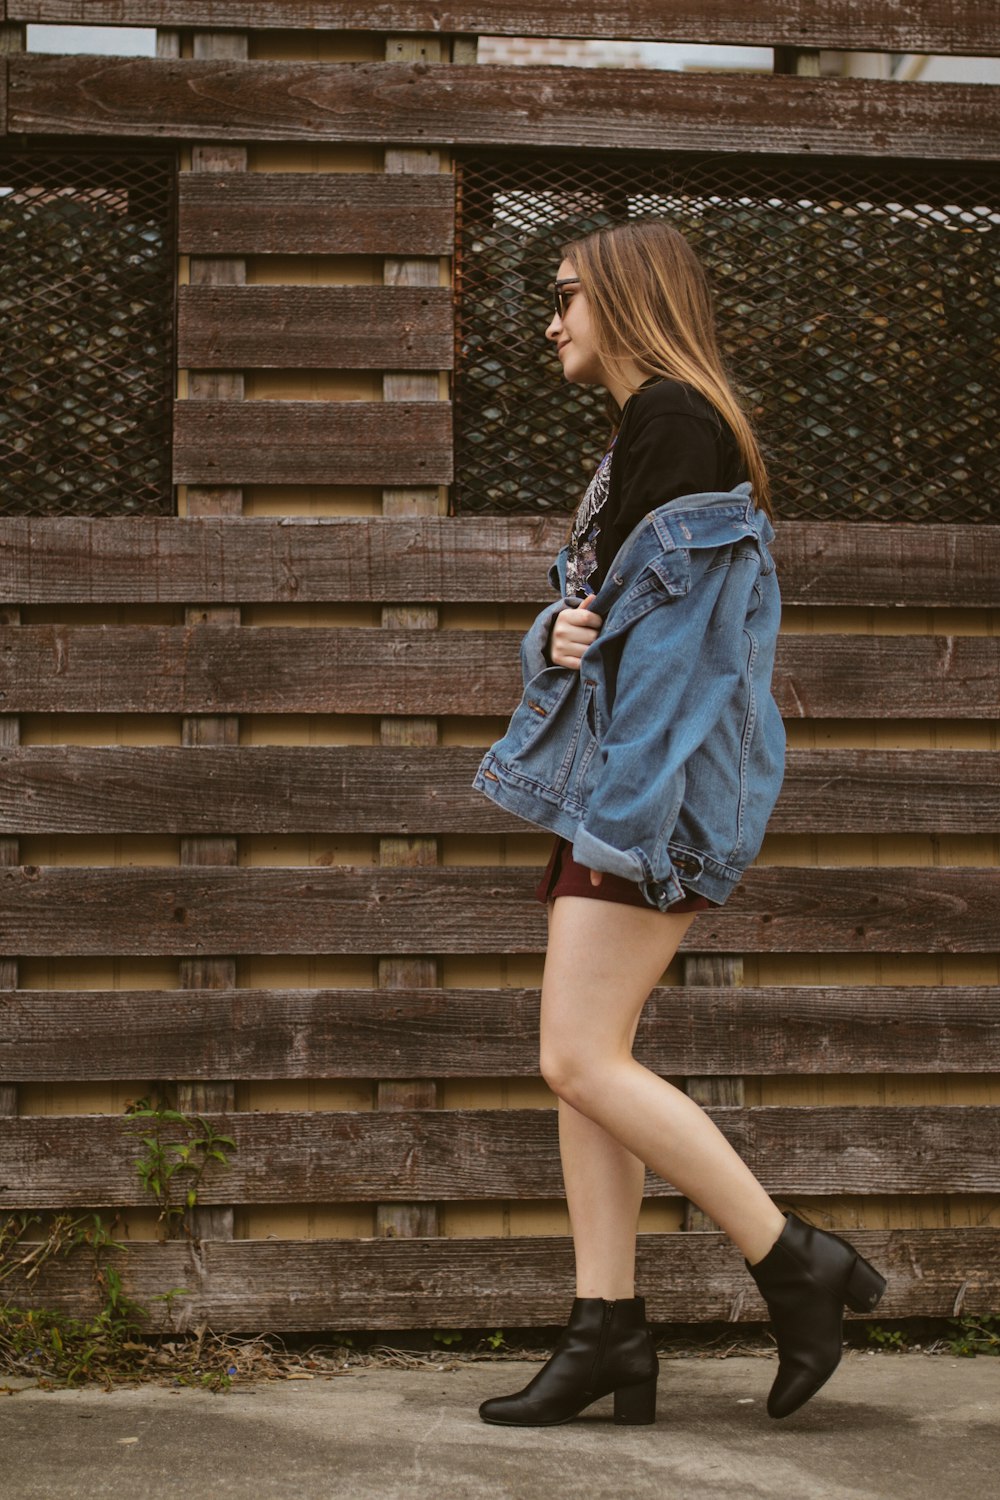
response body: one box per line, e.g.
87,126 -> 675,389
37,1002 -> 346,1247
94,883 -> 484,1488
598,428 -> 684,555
534,837 -> 712,913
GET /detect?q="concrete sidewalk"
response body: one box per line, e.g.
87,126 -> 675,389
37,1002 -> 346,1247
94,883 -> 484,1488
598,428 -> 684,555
1,1351 -> 996,1500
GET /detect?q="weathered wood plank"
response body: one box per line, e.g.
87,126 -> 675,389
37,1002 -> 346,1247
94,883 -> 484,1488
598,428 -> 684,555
682,953 -> 744,1233
2,1106 -> 997,1207
8,61 -> 999,161
1,746 -> 996,836
5,984 -> 996,1083
178,171 -> 454,256
769,749 -> 1000,834
2,518 -> 996,607
773,523 -> 1000,609
173,401 -> 453,486
8,4 -> 999,58
4,1227 -> 996,1330
177,285 -> 454,370
1,628 -> 997,717
1,865 -> 996,955
773,636 -> 1000,720
0,516 -> 560,604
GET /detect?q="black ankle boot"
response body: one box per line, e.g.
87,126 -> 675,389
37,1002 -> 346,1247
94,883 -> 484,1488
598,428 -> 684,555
478,1296 -> 658,1427
747,1213 -> 887,1419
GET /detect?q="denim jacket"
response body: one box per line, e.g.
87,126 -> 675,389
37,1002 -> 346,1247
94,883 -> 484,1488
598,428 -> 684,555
473,483 -> 785,910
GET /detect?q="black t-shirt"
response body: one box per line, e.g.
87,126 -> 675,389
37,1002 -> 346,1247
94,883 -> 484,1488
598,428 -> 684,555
565,377 -> 746,597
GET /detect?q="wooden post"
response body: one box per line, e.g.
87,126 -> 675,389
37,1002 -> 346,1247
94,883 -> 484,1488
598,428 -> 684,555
0,607 -> 20,1123
0,22 -> 26,54
374,33 -> 471,1241
169,25 -> 249,1242
773,47 -> 822,77
0,18 -> 26,1126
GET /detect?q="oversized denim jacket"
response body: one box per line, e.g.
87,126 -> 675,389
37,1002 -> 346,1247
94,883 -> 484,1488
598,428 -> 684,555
473,483 -> 785,910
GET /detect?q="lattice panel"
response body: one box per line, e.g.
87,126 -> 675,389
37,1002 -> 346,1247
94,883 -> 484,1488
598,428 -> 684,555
0,148 -> 175,516
454,152 -> 998,522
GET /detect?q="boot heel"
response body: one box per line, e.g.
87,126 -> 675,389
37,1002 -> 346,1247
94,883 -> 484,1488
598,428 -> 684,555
613,1375 -> 657,1426
844,1254 -> 887,1313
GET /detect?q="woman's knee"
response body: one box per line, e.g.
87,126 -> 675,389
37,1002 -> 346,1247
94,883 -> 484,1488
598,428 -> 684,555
539,1041 -> 609,1108
539,1043 -> 573,1101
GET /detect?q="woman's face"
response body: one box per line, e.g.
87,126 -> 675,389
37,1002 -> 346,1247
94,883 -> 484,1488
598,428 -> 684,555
545,259 -> 606,388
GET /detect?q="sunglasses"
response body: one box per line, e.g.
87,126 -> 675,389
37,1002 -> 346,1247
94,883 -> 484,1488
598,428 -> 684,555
552,277 -> 581,319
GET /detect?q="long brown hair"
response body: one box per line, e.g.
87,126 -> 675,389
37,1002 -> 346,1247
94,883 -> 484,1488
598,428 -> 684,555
562,219 -> 772,517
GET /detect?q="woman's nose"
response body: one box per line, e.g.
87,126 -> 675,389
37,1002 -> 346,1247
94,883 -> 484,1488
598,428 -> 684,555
545,312 -> 561,342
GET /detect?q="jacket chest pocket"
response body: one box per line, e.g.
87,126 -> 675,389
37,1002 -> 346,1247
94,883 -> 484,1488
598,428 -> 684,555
610,553 -> 692,631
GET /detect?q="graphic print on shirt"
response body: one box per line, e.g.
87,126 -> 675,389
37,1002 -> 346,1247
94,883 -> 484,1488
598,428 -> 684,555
565,441 -> 616,598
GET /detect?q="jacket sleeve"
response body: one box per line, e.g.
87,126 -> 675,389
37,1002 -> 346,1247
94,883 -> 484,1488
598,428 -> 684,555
571,559 -> 739,890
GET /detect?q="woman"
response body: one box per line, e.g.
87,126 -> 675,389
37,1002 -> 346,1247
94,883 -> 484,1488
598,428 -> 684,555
473,220 -> 886,1427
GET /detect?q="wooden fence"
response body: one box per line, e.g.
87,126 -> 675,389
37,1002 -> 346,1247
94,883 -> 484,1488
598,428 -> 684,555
1,4 -> 998,1333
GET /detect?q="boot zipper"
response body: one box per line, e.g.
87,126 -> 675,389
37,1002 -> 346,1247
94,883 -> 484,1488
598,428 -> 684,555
588,1299 -> 614,1392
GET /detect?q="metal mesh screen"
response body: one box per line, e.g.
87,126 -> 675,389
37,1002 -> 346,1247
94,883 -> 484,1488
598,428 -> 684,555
0,148 -> 175,516
454,152 -> 998,522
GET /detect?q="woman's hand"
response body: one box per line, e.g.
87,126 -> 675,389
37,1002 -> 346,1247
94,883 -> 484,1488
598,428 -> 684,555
549,594 -> 603,670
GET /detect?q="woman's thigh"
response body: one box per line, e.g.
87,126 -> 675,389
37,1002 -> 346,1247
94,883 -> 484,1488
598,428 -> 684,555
540,895 -> 697,1071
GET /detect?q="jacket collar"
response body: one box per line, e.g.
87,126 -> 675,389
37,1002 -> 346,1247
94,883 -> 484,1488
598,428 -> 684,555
552,483 -> 773,600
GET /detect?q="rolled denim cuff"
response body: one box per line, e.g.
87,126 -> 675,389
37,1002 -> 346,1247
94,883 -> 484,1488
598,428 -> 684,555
520,600 -> 568,683
572,827 -> 688,910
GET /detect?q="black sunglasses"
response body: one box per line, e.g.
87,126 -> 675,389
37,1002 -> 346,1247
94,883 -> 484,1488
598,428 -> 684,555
552,277 -> 581,319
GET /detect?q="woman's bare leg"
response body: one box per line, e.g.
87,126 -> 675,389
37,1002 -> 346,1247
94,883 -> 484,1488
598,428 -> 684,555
557,1098 -> 646,1298
551,889 -> 648,1297
541,895 -> 786,1287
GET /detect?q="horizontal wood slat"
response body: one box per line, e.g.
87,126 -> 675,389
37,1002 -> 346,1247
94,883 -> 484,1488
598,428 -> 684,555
178,171 -> 454,256
3,1107 -> 997,1207
3,985 -> 996,1083
774,523 -> 1000,609
0,515 -> 561,605
177,286 -> 454,370
2,518 -> 995,607
1,628 -> 997,717
4,1228 -> 995,1330
6,4 -> 998,58
6,60 -> 998,160
172,401 -> 453,486
1,746 -> 996,836
1,865 -> 996,955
